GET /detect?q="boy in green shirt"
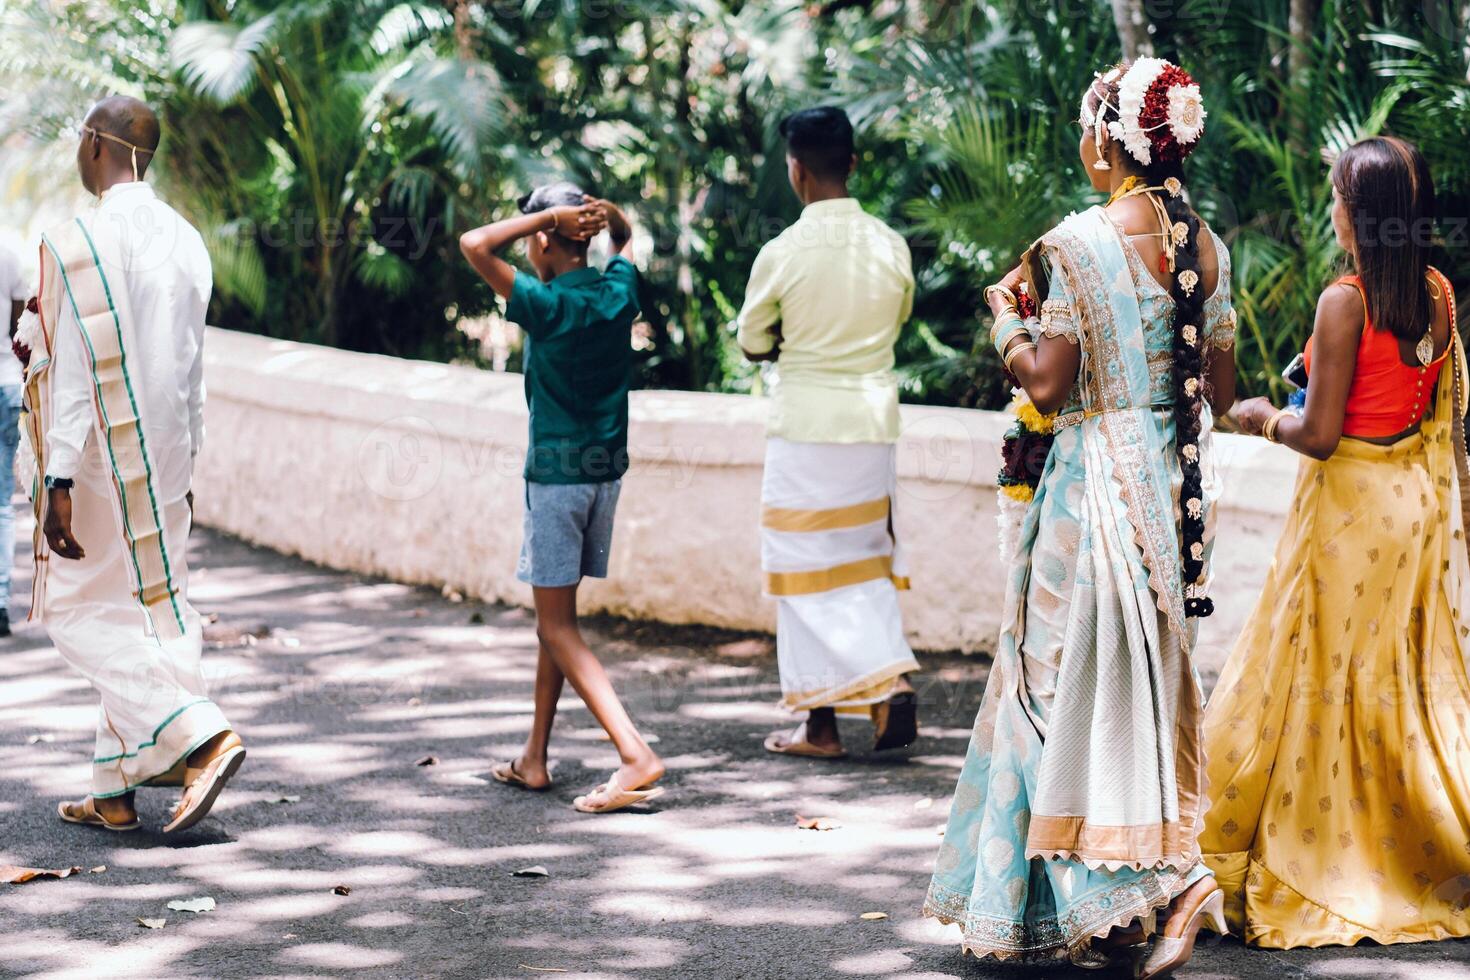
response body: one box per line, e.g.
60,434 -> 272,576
460,183 -> 663,814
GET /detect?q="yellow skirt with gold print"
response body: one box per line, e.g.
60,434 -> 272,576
1201,428 -> 1470,948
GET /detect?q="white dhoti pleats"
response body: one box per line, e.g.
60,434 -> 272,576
44,440 -> 228,798
760,438 -> 919,715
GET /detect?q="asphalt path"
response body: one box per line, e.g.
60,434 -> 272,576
1,527 -> 1467,979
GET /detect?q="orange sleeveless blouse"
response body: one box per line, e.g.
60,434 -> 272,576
1303,267 -> 1456,438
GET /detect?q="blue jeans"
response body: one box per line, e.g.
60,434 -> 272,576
0,384 -> 22,613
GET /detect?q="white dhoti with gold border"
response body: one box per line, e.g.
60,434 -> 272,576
760,438 -> 919,715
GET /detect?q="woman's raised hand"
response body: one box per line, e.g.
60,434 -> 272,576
986,265 -> 1026,316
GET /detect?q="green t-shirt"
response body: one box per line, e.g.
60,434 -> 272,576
504,257 -> 639,484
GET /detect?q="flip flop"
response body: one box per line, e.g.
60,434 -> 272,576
572,772 -> 665,814
492,760 -> 551,792
872,691 -> 919,751
57,797 -> 140,832
763,722 -> 847,759
163,738 -> 246,834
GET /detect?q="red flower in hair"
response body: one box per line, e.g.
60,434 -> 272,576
1141,64 -> 1204,165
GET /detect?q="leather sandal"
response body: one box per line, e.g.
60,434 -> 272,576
572,771 -> 664,814
57,796 -> 140,832
492,760 -> 551,791
163,732 -> 246,834
763,722 -> 847,759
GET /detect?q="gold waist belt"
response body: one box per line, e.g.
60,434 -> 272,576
1053,404 -> 1174,431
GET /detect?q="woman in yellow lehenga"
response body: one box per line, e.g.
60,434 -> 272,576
1207,136 -> 1470,949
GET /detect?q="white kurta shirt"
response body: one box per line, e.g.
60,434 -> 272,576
45,182 -> 212,503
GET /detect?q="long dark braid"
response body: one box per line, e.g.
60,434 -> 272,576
1087,66 -> 1214,618
1154,164 -> 1212,617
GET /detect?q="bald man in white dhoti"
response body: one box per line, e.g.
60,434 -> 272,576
25,96 -> 245,834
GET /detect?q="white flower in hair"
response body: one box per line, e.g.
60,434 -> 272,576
1182,324 -> 1198,346
1172,221 -> 1189,246
1115,57 -> 1169,166
1190,542 -> 1204,560
1182,443 -> 1199,462
1186,497 -> 1203,519
1178,269 -> 1200,296
1164,177 -> 1183,197
1185,377 -> 1200,397
1167,83 -> 1207,145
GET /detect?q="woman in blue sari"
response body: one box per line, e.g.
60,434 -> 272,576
925,60 -> 1238,976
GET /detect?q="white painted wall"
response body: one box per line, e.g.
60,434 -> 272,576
193,328 -> 1298,676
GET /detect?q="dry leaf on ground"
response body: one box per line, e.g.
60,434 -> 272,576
2,865 -> 83,884
136,918 -> 166,930
415,755 -> 439,767
332,885 -> 352,896
167,897 -> 216,914
795,814 -> 841,831
860,911 -> 889,920
512,866 -> 549,878
89,866 -> 106,874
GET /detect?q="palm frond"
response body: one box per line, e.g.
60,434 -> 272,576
203,218 -> 268,316
354,240 -> 414,296
170,14 -> 278,105
386,56 -> 507,177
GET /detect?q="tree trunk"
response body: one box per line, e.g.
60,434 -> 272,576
1288,0 -> 1317,82
1110,0 -> 1151,61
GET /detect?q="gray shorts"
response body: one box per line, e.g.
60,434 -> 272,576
517,479 -> 622,588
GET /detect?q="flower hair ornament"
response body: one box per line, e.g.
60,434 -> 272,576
1085,59 -> 1207,170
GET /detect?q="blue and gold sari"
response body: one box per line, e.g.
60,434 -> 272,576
924,206 -> 1237,960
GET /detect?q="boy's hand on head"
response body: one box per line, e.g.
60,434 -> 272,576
587,198 -> 633,252
552,203 -> 607,241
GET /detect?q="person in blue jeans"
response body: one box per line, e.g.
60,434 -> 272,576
459,183 -> 664,814
0,240 -> 29,636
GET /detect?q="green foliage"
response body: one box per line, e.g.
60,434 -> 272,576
3,1 -> 1469,408
856,0 -> 1470,407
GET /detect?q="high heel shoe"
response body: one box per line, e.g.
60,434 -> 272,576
1139,885 -> 1228,979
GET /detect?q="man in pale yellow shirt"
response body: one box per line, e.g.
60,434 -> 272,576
737,106 -> 920,760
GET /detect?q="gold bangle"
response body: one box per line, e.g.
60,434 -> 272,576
991,315 -> 1025,352
985,285 -> 1018,310
1263,408 -> 1289,443
1003,340 -> 1037,373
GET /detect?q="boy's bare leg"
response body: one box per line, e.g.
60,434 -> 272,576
509,643 -> 562,788
532,584 -> 663,789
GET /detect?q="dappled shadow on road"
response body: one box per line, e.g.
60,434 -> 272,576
2,530 -> 1468,979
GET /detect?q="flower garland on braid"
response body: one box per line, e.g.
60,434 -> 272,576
1086,60 -> 1214,618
